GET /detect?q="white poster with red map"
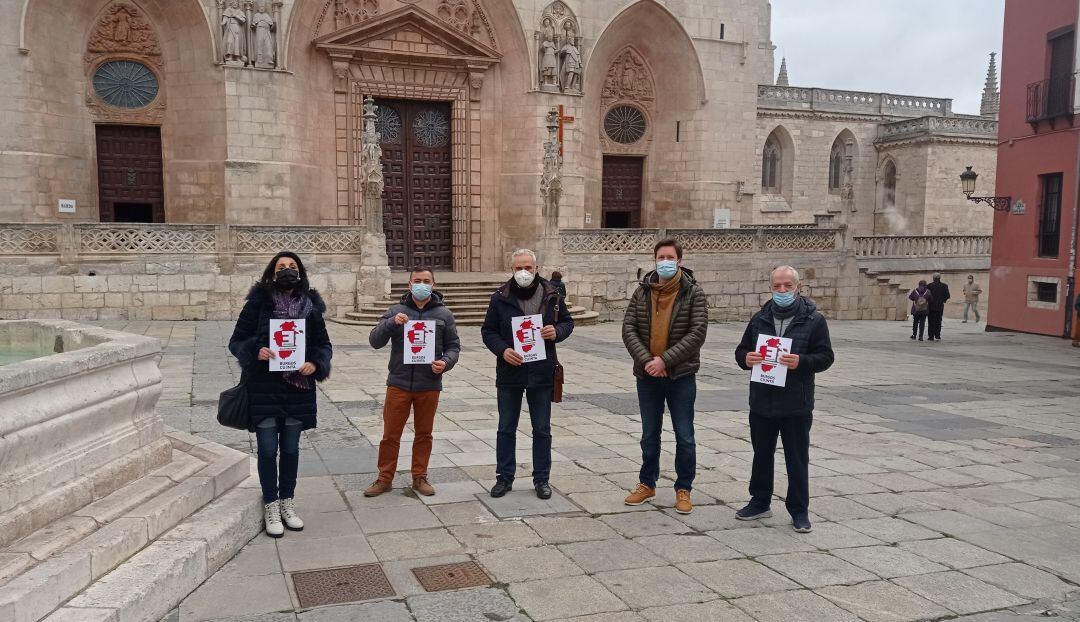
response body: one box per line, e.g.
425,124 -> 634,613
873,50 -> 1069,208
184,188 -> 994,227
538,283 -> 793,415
750,334 -> 792,387
404,320 -> 436,365
511,314 -> 546,363
269,319 -> 306,372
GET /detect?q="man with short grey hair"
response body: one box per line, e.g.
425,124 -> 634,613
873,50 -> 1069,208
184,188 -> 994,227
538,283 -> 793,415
481,249 -> 574,499
734,265 -> 834,533
926,273 -> 950,341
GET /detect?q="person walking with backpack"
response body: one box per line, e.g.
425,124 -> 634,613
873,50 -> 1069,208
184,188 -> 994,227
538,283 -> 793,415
365,267 -> 460,498
909,280 -> 933,341
228,251 -> 333,538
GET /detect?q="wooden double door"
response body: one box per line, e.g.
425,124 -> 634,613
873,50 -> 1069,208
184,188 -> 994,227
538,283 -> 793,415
377,99 -> 453,271
95,125 -> 165,223
601,155 -> 644,228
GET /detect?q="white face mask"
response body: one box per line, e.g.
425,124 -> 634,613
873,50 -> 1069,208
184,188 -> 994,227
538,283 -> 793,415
514,269 -> 535,288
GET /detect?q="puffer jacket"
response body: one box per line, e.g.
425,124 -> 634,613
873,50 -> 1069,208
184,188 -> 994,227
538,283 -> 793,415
622,267 -> 709,380
481,277 -> 574,388
228,284 -> 334,431
734,297 -> 834,418
368,291 -> 461,392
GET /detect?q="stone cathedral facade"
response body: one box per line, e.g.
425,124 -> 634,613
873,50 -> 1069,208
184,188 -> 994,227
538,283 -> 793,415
1,0 -> 998,276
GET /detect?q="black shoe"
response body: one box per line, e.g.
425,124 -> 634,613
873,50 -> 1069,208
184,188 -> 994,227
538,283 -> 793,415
735,502 -> 772,521
918,337 -> 924,341
927,337 -> 935,341
535,481 -> 552,499
910,334 -> 916,340
792,515 -> 812,533
490,478 -> 512,498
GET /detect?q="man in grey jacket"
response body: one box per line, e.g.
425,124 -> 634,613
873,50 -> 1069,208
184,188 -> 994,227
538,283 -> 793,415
365,268 -> 460,497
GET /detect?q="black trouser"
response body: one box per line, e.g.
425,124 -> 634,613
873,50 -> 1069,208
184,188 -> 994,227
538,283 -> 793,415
749,412 -> 812,517
928,310 -> 944,339
912,315 -> 927,339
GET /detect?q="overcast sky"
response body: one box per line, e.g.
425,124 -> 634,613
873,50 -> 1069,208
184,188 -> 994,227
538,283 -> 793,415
770,0 -> 1005,115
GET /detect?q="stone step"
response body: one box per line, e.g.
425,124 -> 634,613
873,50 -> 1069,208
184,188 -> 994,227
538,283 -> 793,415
0,430 -> 253,622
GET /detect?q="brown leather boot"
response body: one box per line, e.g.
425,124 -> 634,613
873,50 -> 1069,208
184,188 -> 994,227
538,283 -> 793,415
674,489 -> 693,514
363,479 -> 392,497
412,477 -> 435,496
624,483 -> 656,506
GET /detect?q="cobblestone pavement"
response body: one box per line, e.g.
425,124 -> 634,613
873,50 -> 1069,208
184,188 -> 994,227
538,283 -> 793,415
110,318 -> 1080,622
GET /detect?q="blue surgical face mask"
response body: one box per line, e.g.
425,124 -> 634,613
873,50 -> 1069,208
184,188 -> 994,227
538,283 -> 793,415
772,290 -> 797,308
656,260 -> 678,279
411,283 -> 432,301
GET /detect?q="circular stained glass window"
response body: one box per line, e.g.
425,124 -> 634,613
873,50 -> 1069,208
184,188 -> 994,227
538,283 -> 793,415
93,60 -> 159,109
375,105 -> 402,144
604,105 -> 647,144
413,109 -> 450,147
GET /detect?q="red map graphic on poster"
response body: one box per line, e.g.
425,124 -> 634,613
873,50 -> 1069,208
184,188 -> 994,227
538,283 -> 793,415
515,318 -> 535,353
273,321 -> 303,359
408,322 -> 427,353
758,337 -> 782,372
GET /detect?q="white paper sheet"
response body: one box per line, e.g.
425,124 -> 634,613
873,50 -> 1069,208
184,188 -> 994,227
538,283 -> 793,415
269,318 -> 306,372
404,320 -> 436,365
511,314 -> 546,363
750,333 -> 792,387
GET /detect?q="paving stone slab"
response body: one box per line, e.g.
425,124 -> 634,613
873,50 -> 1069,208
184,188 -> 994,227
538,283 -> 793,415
296,601 -> 413,622
179,571 -> 293,621
756,551 -> 877,588
633,534 -> 741,563
733,589 -> 861,622
408,587 -> 523,622
277,535 -> 376,573
707,527 -> 817,556
842,517 -> 943,543
508,576 -> 627,621
594,566 -> 714,608
599,511 -> 690,538
449,522 -> 542,553
478,545 -> 584,583
638,600 -> 755,622
677,559 -> 799,598
477,489 -> 580,518
524,517 -> 621,544
963,563 -> 1076,600
367,529 -> 466,562
415,481 -> 488,506
898,538 -> 1012,569
429,501 -> 499,526
559,538 -> 666,573
894,571 -> 1031,615
819,580 -> 951,622
832,544 -> 949,578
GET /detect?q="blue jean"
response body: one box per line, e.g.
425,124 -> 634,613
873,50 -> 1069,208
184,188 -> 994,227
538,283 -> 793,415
637,374 -> 697,491
255,417 -> 303,503
963,301 -> 980,322
496,386 -> 553,484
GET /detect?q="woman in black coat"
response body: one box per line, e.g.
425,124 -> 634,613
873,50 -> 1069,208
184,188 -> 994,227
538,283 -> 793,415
228,251 -> 333,538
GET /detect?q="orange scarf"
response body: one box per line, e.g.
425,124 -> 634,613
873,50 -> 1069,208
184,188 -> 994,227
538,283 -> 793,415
649,269 -> 682,357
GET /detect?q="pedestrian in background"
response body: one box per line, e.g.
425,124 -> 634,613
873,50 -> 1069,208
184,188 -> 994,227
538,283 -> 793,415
549,271 -> 567,302
909,280 -> 932,341
365,267 -> 460,498
228,251 -> 333,538
926,273 -> 951,341
962,275 -> 982,324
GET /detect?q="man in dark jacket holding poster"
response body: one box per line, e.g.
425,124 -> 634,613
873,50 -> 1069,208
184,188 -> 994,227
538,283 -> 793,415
482,249 -> 574,500
734,265 -> 834,533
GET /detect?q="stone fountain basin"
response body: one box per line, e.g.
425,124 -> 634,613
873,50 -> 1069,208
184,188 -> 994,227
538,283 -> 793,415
0,320 -> 168,547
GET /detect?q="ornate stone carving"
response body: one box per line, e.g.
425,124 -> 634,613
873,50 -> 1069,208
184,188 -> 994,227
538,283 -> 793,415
360,96 -> 385,235
0,226 -> 60,254
220,0 -> 247,65
86,2 -> 162,61
536,2 -> 581,93
437,0 -> 472,33
232,227 -> 366,254
561,229 -> 660,254
602,47 -> 654,107
78,224 -> 218,254
335,0 -> 379,29
250,1 -> 277,69
540,108 -> 563,229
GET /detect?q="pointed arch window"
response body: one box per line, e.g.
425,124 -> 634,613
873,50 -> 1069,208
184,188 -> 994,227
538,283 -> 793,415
828,140 -> 845,192
882,160 -> 897,211
762,136 -> 781,193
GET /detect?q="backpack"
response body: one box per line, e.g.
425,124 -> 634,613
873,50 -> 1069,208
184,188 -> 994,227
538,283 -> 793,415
913,290 -> 929,314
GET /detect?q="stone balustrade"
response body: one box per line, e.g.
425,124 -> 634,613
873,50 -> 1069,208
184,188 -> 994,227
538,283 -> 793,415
0,223 -> 370,258
854,235 -> 993,258
562,227 -> 843,254
876,116 -> 998,143
758,85 -> 952,118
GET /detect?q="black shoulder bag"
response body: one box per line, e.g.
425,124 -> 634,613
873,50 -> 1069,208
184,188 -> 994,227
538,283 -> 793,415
217,369 -> 251,430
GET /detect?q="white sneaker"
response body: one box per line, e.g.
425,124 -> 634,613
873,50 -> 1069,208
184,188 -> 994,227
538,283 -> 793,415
264,501 -> 284,538
280,498 -> 304,531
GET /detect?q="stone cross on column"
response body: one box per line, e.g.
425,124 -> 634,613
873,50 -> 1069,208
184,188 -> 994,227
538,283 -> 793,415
360,96 -> 385,234
540,107 -> 563,231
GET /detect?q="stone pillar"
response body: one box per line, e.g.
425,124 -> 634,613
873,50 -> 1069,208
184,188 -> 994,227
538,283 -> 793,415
540,107 -> 562,236
272,1 -> 283,70
357,96 -> 389,306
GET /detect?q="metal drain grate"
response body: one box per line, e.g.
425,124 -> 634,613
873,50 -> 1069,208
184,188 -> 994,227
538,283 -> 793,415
411,561 -> 492,592
292,564 -> 395,608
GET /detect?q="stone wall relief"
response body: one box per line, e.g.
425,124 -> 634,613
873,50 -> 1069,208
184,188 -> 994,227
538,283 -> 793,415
335,0 -> 380,29
600,47 -> 655,154
540,108 -> 563,230
84,1 -> 166,124
536,1 -> 582,94
216,0 -> 283,69
314,0 -> 497,50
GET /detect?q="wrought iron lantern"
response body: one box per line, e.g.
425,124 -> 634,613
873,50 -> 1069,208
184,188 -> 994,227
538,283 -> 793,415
960,166 -> 1011,212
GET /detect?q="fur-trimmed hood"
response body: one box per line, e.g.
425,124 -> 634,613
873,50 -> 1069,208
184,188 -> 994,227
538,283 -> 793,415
246,284 -> 327,315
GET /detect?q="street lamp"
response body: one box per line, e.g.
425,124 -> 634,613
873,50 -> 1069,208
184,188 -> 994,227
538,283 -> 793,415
959,166 -> 1011,212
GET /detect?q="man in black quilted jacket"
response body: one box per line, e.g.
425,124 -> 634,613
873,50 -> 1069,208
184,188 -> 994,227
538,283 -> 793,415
734,265 -> 834,533
621,239 -> 709,515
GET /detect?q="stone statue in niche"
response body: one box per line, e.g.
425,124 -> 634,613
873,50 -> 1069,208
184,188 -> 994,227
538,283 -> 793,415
540,36 -> 559,88
221,0 -> 247,64
560,23 -> 581,92
250,1 -> 276,69
112,10 -> 132,42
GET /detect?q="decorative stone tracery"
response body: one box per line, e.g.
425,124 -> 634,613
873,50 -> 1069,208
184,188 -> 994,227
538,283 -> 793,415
600,46 -> 655,154
335,0 -> 380,28
84,1 -> 165,124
